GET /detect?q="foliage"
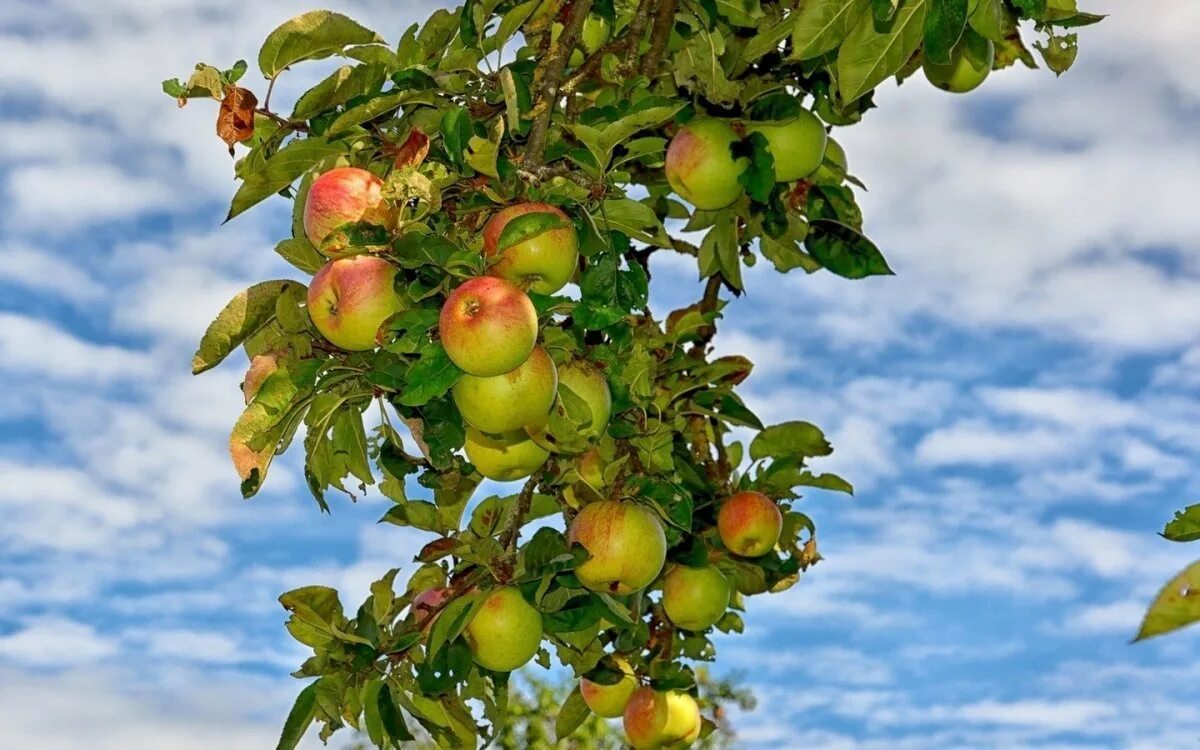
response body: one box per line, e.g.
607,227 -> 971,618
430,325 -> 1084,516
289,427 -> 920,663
168,0 -> 1098,747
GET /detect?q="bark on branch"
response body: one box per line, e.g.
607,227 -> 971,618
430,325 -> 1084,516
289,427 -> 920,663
524,0 -> 596,167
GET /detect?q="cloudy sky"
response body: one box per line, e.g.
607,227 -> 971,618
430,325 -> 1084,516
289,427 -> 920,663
2,1 -> 1199,748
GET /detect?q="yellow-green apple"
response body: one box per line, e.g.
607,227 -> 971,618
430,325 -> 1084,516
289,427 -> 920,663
464,426 -> 549,482
409,587 -> 452,628
440,277 -> 539,377
464,587 -> 543,672
303,167 -> 393,251
453,346 -> 557,434
567,500 -> 666,594
526,360 -> 613,452
665,118 -> 748,210
581,657 -> 637,718
622,687 -> 701,750
717,490 -> 782,557
241,353 -> 279,403
812,137 -> 847,184
745,109 -> 828,183
482,203 -> 579,295
662,564 -> 731,632
924,36 -> 995,94
307,255 -> 406,351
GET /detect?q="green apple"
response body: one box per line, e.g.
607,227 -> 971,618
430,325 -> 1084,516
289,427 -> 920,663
303,167 -> 393,253
525,360 -> 613,453
745,108 -> 828,183
623,687 -> 701,750
812,137 -> 848,184
307,255 -> 406,351
465,427 -> 550,482
581,657 -> 637,718
567,500 -> 666,594
464,587 -> 543,672
665,118 -> 748,210
662,564 -> 731,632
717,490 -> 783,557
924,34 -> 995,94
440,276 -> 539,377
453,346 -> 557,434
482,202 -> 579,295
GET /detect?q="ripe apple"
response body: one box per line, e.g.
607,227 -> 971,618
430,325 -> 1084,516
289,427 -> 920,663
410,586 -> 453,628
567,500 -> 666,594
665,118 -> 748,210
623,687 -> 701,750
745,108 -> 828,183
241,353 -> 279,403
303,167 -> 393,251
812,137 -> 847,184
482,202 -> 579,295
662,564 -> 731,632
525,360 -> 613,452
717,490 -> 783,557
453,346 -> 557,434
307,255 -> 406,351
924,35 -> 995,94
465,426 -> 550,482
440,277 -> 539,377
581,657 -> 637,718
464,587 -> 544,672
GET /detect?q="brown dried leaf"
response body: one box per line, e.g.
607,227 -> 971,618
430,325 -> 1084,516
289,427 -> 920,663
217,86 -> 258,154
392,128 -> 430,170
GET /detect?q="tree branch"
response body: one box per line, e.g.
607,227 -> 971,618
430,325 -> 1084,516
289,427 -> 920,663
640,0 -> 677,77
560,0 -> 658,96
524,0 -> 596,167
498,475 -> 540,553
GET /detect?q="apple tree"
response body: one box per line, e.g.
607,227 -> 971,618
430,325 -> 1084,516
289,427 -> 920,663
166,1 -> 1101,747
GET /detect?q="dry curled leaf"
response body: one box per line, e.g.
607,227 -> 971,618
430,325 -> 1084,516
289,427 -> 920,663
217,86 -> 258,155
391,127 -> 430,170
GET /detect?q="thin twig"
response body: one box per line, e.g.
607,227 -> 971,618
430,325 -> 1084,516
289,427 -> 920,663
498,475 -> 539,553
640,0 -> 678,77
525,0 -> 596,167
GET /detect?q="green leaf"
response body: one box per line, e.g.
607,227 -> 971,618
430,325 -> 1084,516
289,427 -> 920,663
466,117 -> 505,178
837,0 -> 930,103
258,11 -> 384,78
1135,559 -> 1200,642
736,132 -> 775,203
399,342 -> 462,407
805,219 -> 893,279
593,199 -> 671,247
427,591 -> 486,661
325,90 -> 428,137
291,63 -> 387,121
716,0 -> 764,26
440,106 -> 473,169
192,280 -> 297,374
751,421 -> 834,461
674,28 -> 740,106
924,0 -> 968,65
792,0 -> 870,60
1162,505 -> 1200,543
275,680 -> 319,750
699,215 -> 744,290
275,238 -> 325,274
554,686 -> 591,742
967,0 -> 1007,42
227,137 -> 344,221
1034,30 -> 1078,75
497,211 -> 572,253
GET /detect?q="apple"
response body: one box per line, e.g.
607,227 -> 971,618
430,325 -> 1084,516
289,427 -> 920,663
464,587 -> 543,672
745,108 -> 828,183
812,137 -> 847,184
622,687 -> 701,750
307,255 -> 406,351
525,360 -> 613,452
482,202 -> 579,295
453,346 -> 558,434
661,564 -> 731,632
665,118 -> 748,210
303,167 -> 393,251
241,353 -> 279,403
717,490 -> 783,557
924,35 -> 995,94
567,500 -> 666,594
440,277 -> 539,377
465,426 -> 550,482
581,657 -> 637,718
410,586 -> 453,627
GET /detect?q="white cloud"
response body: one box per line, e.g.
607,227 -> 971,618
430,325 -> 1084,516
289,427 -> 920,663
0,313 -> 152,381
0,617 -> 117,668
0,244 -> 105,302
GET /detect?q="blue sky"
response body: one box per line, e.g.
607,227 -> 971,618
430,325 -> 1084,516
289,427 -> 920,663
2,1 -> 1199,748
